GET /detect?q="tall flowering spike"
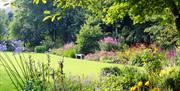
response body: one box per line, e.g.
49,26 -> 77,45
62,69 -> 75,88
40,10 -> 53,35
0,44 -> 7,51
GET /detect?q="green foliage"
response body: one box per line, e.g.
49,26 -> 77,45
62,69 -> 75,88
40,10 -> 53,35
120,66 -> 148,90
160,66 -> 180,91
34,45 -> 47,53
129,48 -> 163,75
117,17 -> 156,45
0,53 -> 51,91
131,54 -> 144,66
0,10 -> 9,40
101,67 -> 121,76
57,8 -> 86,43
101,66 -> 148,90
145,25 -> 179,49
99,42 -> 120,51
41,36 -> 55,49
50,48 -> 63,56
62,48 -> 77,58
42,0 -> 180,35
9,0 -> 50,48
76,17 -> 103,54
143,49 -> 163,75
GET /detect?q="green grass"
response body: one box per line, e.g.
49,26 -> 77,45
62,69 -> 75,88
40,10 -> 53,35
0,52 -> 141,91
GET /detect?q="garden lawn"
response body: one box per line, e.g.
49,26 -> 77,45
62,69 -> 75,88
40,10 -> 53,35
0,52 -> 143,91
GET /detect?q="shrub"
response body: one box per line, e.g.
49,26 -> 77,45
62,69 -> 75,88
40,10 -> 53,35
41,36 -> 56,49
101,67 -> 122,76
50,48 -> 64,56
62,43 -> 78,58
129,80 -> 161,91
84,51 -> 118,63
62,48 -> 77,58
34,45 -> 47,53
100,66 -> 148,90
142,48 -> 163,75
99,37 -> 120,51
117,47 -> 142,65
121,66 -> 148,90
98,51 -> 118,63
128,47 -> 163,74
84,53 -> 100,61
63,42 -> 74,49
76,17 -> 103,54
160,66 -> 180,91
131,54 -> 144,66
144,25 -> 179,49
51,43 -> 78,58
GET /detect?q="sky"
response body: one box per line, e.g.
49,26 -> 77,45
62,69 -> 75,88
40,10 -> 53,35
0,0 -> 14,13
0,0 -> 14,9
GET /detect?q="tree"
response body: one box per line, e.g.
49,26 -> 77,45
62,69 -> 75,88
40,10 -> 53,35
35,0 -> 180,35
76,17 -> 103,54
9,0 -> 53,47
104,0 -> 180,35
0,10 -> 9,40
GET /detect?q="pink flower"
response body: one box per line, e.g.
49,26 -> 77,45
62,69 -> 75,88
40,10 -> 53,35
64,42 -> 74,49
167,50 -> 176,59
157,48 -> 163,52
100,37 -> 118,45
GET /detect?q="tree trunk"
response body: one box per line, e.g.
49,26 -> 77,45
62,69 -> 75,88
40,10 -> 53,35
175,14 -> 180,35
169,1 -> 180,35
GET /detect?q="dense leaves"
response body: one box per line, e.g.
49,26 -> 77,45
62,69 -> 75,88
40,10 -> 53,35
76,17 -> 103,54
0,10 -> 9,40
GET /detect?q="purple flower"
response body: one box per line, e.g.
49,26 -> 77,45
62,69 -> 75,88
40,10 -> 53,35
14,47 -> 23,53
11,40 -> 23,53
11,40 -> 21,47
96,87 -> 101,91
0,44 -> 7,51
167,50 -> 176,59
110,85 -> 113,90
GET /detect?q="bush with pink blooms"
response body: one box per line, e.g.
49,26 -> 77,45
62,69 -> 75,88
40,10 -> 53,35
63,42 -> 75,49
99,37 -> 121,51
51,42 -> 78,58
85,51 -> 118,63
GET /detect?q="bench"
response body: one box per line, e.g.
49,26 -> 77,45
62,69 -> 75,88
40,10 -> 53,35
75,54 -> 85,59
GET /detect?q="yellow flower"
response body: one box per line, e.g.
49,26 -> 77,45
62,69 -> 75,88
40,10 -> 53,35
153,47 -> 158,53
145,81 -> 150,87
138,81 -> 143,87
130,86 -> 137,91
151,87 -> 160,91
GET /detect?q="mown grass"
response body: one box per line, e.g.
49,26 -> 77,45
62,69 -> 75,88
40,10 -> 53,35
0,52 -> 143,91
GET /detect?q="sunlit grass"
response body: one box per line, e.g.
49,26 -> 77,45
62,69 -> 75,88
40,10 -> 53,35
0,52 -> 143,91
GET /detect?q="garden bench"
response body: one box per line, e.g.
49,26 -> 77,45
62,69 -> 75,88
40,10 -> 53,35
75,54 -> 85,59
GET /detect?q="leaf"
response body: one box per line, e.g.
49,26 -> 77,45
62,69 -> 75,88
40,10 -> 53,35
43,16 -> 51,22
43,10 -> 51,15
51,13 -> 60,22
51,15 -> 56,22
57,16 -> 62,21
10,3 -> 15,9
42,0 -> 47,4
33,0 -> 36,4
33,0 -> 40,4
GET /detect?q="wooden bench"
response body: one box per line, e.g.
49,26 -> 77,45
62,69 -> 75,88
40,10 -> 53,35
75,54 -> 85,59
